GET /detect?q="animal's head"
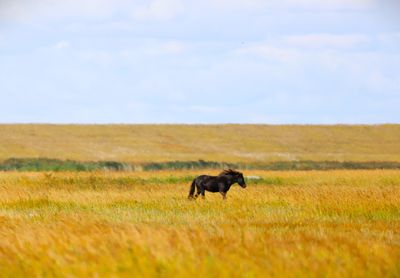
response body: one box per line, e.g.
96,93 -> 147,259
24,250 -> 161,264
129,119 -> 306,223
220,169 -> 246,188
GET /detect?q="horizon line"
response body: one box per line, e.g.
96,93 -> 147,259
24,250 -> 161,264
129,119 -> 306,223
0,122 -> 399,126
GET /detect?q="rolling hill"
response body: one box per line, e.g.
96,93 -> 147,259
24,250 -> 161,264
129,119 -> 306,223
0,124 -> 399,163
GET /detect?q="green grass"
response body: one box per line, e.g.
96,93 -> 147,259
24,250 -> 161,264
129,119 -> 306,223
1,158 -> 400,172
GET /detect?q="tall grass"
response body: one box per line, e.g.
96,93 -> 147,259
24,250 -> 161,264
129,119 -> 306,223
0,170 -> 399,277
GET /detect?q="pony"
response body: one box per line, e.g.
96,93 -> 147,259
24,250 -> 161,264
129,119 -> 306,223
188,169 -> 246,200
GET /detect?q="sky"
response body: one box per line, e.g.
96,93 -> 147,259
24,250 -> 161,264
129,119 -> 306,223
0,0 -> 399,124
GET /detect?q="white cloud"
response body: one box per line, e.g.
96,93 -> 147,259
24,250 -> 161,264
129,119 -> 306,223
367,71 -> 400,93
232,34 -> 400,99
79,50 -> 115,66
54,41 -> 71,49
0,0 -> 132,22
120,40 -> 187,57
284,34 -> 370,49
0,0 -> 376,23
0,0 -> 184,22
208,0 -> 265,10
378,32 -> 400,48
161,41 -> 186,54
235,33 -> 373,64
236,44 -> 301,63
281,0 -> 376,10
74,39 -> 187,67
134,0 -> 184,20
205,0 -> 376,11
189,105 -> 220,113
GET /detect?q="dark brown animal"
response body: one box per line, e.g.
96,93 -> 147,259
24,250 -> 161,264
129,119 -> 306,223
188,169 -> 246,200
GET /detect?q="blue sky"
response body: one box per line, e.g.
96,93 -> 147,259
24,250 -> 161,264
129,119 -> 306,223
0,0 -> 399,124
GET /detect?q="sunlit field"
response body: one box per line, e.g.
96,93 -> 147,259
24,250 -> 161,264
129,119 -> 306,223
1,170 -> 399,277
1,124 -> 399,162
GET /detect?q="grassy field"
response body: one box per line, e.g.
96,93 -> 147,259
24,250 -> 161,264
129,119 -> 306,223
1,124 -> 400,163
1,170 -> 399,277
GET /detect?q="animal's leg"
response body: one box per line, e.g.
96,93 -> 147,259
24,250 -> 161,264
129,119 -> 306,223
188,180 -> 196,199
200,187 -> 205,199
195,183 -> 201,199
220,192 -> 227,200
218,182 -> 227,200
196,183 -> 205,199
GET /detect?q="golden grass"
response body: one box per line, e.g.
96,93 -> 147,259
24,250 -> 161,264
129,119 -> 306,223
0,124 -> 399,162
0,170 -> 399,277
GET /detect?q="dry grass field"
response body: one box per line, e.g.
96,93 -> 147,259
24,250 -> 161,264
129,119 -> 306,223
1,170 -> 399,277
1,124 -> 399,276
1,124 -> 399,162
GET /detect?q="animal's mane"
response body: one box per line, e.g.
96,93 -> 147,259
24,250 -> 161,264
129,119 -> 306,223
218,169 -> 241,176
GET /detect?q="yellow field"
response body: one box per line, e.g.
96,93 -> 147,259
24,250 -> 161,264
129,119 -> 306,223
1,170 -> 399,277
1,124 -> 400,162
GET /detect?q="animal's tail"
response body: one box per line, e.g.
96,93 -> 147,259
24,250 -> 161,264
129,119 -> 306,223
188,179 -> 196,199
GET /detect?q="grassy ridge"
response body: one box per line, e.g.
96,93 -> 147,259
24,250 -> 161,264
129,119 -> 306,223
0,124 -> 399,163
0,170 -> 399,276
1,158 -> 400,172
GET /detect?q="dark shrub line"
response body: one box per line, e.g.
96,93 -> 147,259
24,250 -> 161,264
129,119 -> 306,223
142,160 -> 237,171
0,158 -> 128,172
1,158 -> 400,172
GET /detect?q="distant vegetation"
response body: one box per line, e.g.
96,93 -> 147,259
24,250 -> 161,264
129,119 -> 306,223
142,160 -> 237,171
141,160 -> 400,171
0,158 -> 129,172
1,158 -> 400,172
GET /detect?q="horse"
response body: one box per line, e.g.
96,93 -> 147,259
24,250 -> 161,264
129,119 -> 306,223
188,169 -> 246,200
